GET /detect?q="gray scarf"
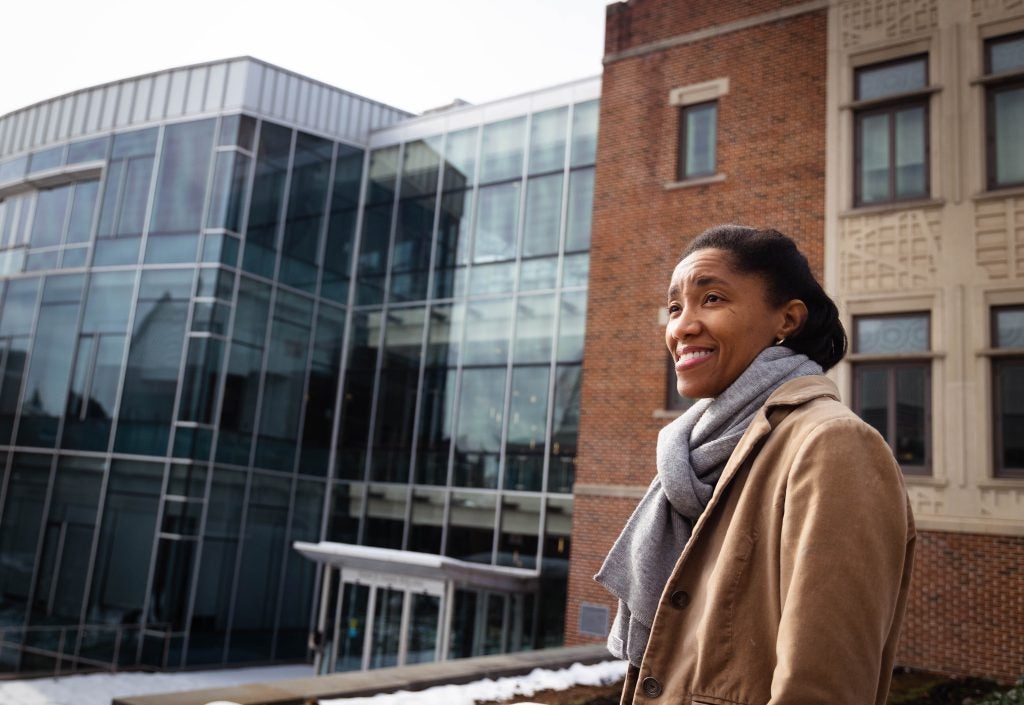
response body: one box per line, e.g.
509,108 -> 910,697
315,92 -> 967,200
594,346 -> 822,666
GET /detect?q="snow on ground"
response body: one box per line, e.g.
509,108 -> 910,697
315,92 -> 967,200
321,660 -> 627,705
0,663 -> 313,705
0,659 -> 627,705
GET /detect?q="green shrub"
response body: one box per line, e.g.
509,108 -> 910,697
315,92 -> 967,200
975,678 -> 1024,705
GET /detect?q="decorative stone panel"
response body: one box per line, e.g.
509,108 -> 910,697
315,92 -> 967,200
974,196 -> 1024,279
978,484 -> 1024,520
971,0 -> 1024,19
839,209 -> 941,292
839,0 -> 939,48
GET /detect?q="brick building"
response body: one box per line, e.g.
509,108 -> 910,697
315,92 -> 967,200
567,0 -> 1024,685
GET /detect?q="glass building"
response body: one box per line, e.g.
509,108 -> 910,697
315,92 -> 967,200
0,58 -> 598,674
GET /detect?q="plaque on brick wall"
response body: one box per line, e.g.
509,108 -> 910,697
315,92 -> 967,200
579,602 -> 610,637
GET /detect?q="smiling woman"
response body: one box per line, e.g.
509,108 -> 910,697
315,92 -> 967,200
595,225 -> 916,705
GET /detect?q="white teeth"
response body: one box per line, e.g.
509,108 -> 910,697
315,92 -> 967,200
679,350 -> 712,363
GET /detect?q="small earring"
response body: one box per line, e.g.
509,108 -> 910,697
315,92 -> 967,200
775,336 -> 786,346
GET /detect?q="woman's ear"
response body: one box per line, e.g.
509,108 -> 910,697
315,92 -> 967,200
779,299 -> 809,340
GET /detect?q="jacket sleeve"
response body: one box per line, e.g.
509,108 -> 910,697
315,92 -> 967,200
768,417 -> 913,705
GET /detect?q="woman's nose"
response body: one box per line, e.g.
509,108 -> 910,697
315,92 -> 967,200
668,307 -> 700,340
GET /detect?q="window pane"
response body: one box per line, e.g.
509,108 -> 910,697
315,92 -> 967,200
528,107 -> 568,175
498,494 -> 540,567
473,182 -> 520,262
365,484 -> 407,550
504,367 -> 549,492
684,103 -> 717,177
548,364 -> 581,493
522,173 -> 562,257
401,138 -> 442,198
570,100 -> 599,168
995,307 -> 1024,348
150,119 -> 216,235
82,271 -> 134,333
446,491 -> 496,562
355,203 -> 392,306
996,361 -> 1024,473
409,489 -> 444,553
436,189 -> 473,277
895,106 -> 926,198
514,295 -> 556,364
989,34 -> 1024,74
244,121 -> 292,278
67,136 -> 109,164
856,57 -> 927,100
855,366 -> 889,439
0,277 -> 41,336
443,128 -> 478,192
322,146 -> 365,303
565,168 -> 594,253
207,151 -> 251,233
280,132 -> 333,291
415,366 -> 456,486
30,186 -> 71,248
337,310 -> 382,479
557,291 -> 587,363
66,180 -> 99,244
855,314 -> 929,353
366,146 -> 400,204
0,454 -> 51,625
894,366 -> 927,467
993,86 -> 1024,187
298,303 -> 345,476
479,117 -> 525,184
453,367 -> 506,488
859,113 -> 891,204
391,196 -> 434,303
463,299 -> 512,365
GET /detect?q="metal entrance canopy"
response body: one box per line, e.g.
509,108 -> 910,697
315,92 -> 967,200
295,541 -> 539,672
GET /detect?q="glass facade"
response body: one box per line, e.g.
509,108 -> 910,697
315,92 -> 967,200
0,64 -> 596,674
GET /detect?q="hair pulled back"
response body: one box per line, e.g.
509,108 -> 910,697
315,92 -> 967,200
682,225 -> 848,371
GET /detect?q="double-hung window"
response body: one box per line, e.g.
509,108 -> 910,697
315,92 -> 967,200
678,101 -> 717,180
851,313 -> 931,475
984,33 -> 1024,190
854,55 -> 930,206
991,306 -> 1024,478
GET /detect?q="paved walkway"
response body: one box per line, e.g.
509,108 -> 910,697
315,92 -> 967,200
111,644 -> 612,705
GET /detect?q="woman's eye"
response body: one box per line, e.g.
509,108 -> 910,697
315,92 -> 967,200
667,303 -> 681,315
704,293 -> 721,304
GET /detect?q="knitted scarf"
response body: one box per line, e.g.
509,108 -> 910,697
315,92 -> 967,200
594,346 -> 823,666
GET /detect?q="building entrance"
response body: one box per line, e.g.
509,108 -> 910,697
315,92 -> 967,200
295,541 -> 538,673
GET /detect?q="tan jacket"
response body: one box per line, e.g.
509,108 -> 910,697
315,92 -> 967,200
621,376 -> 916,705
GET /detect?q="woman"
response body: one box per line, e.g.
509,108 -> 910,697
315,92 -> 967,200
596,225 -> 915,705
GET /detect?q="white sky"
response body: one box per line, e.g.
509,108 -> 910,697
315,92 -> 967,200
0,0 -> 611,118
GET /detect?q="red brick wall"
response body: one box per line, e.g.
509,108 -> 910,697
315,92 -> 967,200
898,530 -> 1024,684
567,0 -> 828,650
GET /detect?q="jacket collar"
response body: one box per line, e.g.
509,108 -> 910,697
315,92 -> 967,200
678,375 -> 839,560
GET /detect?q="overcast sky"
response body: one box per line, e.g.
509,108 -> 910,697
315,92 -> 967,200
1,0 -> 611,118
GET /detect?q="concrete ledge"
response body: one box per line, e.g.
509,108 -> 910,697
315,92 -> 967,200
111,644 -> 613,705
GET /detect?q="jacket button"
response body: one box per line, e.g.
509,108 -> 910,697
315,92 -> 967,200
670,590 -> 690,609
641,676 -> 663,698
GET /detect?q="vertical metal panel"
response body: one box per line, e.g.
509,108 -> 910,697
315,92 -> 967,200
328,92 -> 339,136
58,96 -> 73,141
205,62 -> 227,112
259,64 -> 275,116
285,75 -> 299,124
166,69 -> 188,118
19,109 -> 35,151
116,82 -> 136,127
186,67 -> 207,114
71,93 -> 88,137
33,103 -> 50,147
85,88 -> 103,134
0,116 -> 9,155
242,60 -> 262,111
14,111 -> 27,153
223,60 -> 246,109
337,95 -> 350,140
99,85 -> 118,130
273,71 -> 287,118
133,77 -> 153,124
149,72 -> 170,121
298,81 -> 310,127
315,86 -> 327,133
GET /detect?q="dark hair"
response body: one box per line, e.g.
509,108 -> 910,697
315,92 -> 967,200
681,224 -> 848,371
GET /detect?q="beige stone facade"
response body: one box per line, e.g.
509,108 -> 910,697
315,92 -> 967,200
826,0 -> 1024,538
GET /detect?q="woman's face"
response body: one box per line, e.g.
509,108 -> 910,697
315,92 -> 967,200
666,248 -> 793,399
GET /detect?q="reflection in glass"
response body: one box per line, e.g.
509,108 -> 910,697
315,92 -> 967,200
995,307 -> 1024,348
856,57 -> 927,100
514,295 -> 555,364
557,291 -> 587,362
407,593 -> 440,664
391,196 -> 434,302
254,291 -> 314,471
454,367 -> 506,488
894,366 -> 927,466
479,118 -> 525,184
335,583 -> 369,672
548,364 -> 581,493
468,261 -> 515,297
443,128 -> 478,191
150,119 -> 216,235
473,182 -> 520,263
498,495 -> 540,568
401,138 -> 442,198
996,360 -> 1024,473
859,113 -> 889,204
299,303 -> 345,476
446,491 -> 496,562
0,454 -> 51,626
30,186 -> 71,248
528,107 -> 568,175
338,310 -> 382,479
322,145 -> 365,302
895,107 -> 925,198
66,180 -> 99,244
244,121 -> 292,278
328,481 -> 365,543
856,366 -> 889,440
522,174 -> 562,257
370,307 -> 425,482
993,86 -> 1024,187
355,203 -> 392,306
463,299 -> 512,365
207,151 -> 251,233
684,103 -> 717,178
370,588 -> 404,668
409,489 -> 445,553
855,314 -> 928,353
365,484 -> 406,549
280,132 -> 333,291
565,169 -> 593,252
570,100 -> 599,167
504,367 -> 549,492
